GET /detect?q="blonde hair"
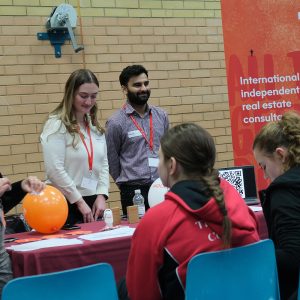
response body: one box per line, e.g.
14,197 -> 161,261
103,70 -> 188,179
50,69 -> 104,146
253,111 -> 300,170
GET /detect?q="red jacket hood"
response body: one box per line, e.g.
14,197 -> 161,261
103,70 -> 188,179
165,179 -> 259,245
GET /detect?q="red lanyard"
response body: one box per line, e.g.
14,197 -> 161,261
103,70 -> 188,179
123,104 -> 153,151
129,113 -> 153,151
79,123 -> 94,172
123,104 -> 154,151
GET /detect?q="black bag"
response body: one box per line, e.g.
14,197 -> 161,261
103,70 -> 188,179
5,214 -> 31,234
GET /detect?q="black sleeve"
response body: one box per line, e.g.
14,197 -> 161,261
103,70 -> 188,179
1,181 -> 27,214
270,188 -> 300,270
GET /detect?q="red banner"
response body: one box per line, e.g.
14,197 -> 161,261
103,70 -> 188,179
221,0 -> 300,190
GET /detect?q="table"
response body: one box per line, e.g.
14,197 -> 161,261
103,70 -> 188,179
5,211 -> 267,281
6,221 -> 136,281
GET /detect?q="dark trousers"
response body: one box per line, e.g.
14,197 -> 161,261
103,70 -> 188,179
119,184 -> 151,216
65,195 -> 97,225
118,278 -> 130,300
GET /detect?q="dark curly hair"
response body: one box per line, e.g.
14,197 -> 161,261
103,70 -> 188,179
119,65 -> 148,87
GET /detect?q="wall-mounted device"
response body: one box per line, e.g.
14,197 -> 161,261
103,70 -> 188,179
37,4 -> 84,58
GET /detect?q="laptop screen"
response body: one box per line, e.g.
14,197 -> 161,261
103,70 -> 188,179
218,165 -> 259,204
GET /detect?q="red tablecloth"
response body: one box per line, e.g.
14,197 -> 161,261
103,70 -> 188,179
5,221 -> 136,281
5,211 -> 268,281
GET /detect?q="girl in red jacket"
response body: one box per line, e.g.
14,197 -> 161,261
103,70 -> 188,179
120,123 -> 259,300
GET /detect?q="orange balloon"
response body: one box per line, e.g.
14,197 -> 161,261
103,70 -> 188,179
23,185 -> 68,234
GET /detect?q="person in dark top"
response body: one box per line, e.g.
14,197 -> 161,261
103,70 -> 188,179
0,175 -> 45,297
253,111 -> 300,300
119,123 -> 259,300
0,176 -> 44,214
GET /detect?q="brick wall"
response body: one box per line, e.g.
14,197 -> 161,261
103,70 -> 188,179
0,0 -> 233,213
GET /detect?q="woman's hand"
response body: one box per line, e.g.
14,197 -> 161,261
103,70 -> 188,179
92,195 -> 107,221
76,198 -> 94,223
21,176 -> 45,194
0,178 -> 12,197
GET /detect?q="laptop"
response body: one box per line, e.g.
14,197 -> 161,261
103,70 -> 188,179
218,165 -> 260,205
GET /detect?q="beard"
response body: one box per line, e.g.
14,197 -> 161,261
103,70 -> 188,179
127,90 -> 151,106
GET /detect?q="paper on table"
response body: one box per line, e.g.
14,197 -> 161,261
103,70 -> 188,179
78,226 -> 135,241
249,206 -> 263,212
6,238 -> 83,252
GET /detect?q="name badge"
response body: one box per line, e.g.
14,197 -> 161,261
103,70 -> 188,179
81,177 -> 98,190
128,130 -> 142,138
148,157 -> 159,168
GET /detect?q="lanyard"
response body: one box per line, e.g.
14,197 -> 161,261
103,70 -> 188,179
79,123 -> 94,173
129,113 -> 153,151
124,105 -> 153,151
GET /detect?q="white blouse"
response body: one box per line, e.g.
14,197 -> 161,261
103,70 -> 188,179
40,116 -> 109,204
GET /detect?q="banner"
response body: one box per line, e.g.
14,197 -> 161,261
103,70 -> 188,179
221,0 -> 300,190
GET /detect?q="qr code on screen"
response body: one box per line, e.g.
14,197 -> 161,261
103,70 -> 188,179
219,168 -> 245,198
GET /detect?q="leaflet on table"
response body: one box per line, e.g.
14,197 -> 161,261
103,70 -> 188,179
249,206 -> 263,212
78,226 -> 135,241
6,238 -> 83,252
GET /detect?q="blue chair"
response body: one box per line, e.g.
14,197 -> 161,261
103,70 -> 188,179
185,239 -> 280,300
2,262 -> 118,300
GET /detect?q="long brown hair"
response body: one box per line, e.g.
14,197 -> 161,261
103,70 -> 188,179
253,111 -> 300,171
160,123 -> 232,248
50,69 -> 104,145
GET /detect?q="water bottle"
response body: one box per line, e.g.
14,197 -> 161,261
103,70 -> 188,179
19,214 -> 31,232
133,189 -> 145,218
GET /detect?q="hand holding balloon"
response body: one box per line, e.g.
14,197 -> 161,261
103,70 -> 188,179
21,176 -> 46,194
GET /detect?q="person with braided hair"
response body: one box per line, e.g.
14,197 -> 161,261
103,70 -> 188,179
253,111 -> 300,300
119,123 -> 259,300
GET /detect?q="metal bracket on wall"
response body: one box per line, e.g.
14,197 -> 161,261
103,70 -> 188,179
37,29 -> 71,58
